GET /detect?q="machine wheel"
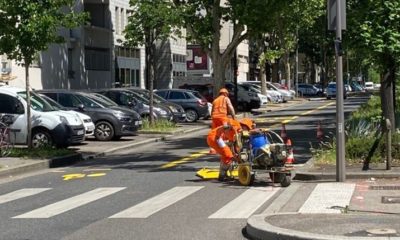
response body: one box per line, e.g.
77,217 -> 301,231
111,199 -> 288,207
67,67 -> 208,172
280,175 -> 291,187
238,164 -> 255,186
269,172 -> 285,183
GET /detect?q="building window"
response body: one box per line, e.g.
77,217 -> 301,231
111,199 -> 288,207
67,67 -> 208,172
121,8 -> 125,34
172,54 -> 186,63
85,47 -> 110,71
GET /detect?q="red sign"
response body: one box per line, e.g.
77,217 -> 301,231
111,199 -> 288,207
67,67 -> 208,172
186,45 -> 208,72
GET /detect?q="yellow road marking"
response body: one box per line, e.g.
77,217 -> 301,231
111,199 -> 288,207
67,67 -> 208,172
87,173 -> 107,177
160,150 -> 209,169
62,174 -> 86,181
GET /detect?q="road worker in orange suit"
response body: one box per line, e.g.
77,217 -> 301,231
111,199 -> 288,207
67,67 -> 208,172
207,118 -> 255,181
211,88 -> 236,129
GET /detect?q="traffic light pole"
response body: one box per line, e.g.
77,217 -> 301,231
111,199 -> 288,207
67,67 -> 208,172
335,0 -> 346,182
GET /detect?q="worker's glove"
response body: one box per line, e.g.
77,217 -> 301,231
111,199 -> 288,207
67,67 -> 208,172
216,137 -> 226,148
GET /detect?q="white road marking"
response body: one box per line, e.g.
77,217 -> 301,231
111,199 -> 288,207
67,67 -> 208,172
0,188 -> 51,205
299,183 -> 356,213
13,187 -> 125,218
109,186 -> 204,218
208,187 -> 281,219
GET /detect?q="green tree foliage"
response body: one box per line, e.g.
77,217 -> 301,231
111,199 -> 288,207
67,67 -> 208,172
124,0 -> 182,124
174,0 -> 285,96
0,0 -> 87,147
347,0 -> 400,131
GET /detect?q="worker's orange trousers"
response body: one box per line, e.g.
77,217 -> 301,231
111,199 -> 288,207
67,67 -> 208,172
207,135 -> 233,165
211,117 -> 227,129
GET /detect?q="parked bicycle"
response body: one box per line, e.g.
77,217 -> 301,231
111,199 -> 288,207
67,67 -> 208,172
0,114 -> 14,157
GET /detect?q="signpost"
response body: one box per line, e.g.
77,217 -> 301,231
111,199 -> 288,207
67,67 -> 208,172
328,0 -> 346,182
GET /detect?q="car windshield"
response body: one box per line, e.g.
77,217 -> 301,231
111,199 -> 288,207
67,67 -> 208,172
91,93 -> 119,107
39,94 -> 62,110
328,83 -> 336,88
17,91 -> 56,112
130,89 -> 163,104
75,94 -> 103,108
83,93 -> 115,108
191,91 -> 206,100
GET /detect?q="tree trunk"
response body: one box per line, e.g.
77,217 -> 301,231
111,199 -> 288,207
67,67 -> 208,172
212,57 -> 225,98
380,57 -> 396,132
25,61 -> 32,148
145,30 -> 155,125
272,62 -> 279,82
259,64 -> 267,95
283,53 -> 291,89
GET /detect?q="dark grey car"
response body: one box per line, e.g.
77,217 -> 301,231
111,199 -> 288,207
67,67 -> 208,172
94,89 -> 173,122
128,87 -> 187,123
38,90 -> 142,141
154,89 -> 209,123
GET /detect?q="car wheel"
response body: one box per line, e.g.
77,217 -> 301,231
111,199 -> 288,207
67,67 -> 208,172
32,129 -> 53,148
95,121 -> 115,141
185,109 -> 198,123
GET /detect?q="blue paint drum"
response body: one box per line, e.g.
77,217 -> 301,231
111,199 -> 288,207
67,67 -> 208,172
250,133 -> 269,149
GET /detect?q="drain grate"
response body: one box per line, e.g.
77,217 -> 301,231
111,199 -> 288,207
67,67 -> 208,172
382,196 -> 400,204
369,186 -> 400,190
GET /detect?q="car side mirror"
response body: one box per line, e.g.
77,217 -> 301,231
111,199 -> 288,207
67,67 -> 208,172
78,104 -> 85,111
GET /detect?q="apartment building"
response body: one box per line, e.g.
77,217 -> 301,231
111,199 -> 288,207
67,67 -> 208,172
5,0 -> 145,90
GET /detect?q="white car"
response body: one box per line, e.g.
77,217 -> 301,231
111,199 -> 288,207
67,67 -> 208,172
239,83 -> 268,105
0,86 -> 85,148
365,82 -> 374,91
40,94 -> 95,136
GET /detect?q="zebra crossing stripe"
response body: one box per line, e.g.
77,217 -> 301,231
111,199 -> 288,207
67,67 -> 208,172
208,187 -> 280,219
109,186 -> 204,218
299,183 -> 355,213
13,187 -> 125,219
0,188 -> 51,205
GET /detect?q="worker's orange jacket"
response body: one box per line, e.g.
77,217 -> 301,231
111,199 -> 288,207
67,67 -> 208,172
211,95 -> 232,129
207,119 -> 241,165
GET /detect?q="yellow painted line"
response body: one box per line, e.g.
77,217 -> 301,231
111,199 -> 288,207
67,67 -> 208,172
160,150 -> 209,169
87,173 -> 107,177
300,101 -> 335,116
62,174 -> 86,181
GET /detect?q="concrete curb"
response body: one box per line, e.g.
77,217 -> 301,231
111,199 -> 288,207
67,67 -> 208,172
0,153 -> 82,179
246,213 -> 397,240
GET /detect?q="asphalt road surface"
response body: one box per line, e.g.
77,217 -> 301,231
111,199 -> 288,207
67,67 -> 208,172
0,96 -> 368,240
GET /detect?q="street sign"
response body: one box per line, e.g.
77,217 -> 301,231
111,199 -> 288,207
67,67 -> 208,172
328,0 -> 346,31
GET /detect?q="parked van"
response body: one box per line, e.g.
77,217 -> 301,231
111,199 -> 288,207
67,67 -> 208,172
0,86 -> 85,148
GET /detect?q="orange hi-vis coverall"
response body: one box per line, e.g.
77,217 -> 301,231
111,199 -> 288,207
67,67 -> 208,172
211,95 -> 234,129
207,119 -> 242,165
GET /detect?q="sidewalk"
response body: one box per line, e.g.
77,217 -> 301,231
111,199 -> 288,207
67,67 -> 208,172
246,160 -> 400,240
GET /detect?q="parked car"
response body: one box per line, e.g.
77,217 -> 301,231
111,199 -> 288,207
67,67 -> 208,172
241,82 -> 282,103
127,87 -> 187,123
154,89 -> 209,122
326,82 -> 347,100
178,84 -> 214,103
0,86 -> 85,148
94,88 -> 175,122
350,81 -> 365,92
246,81 -> 292,102
225,82 -> 261,110
297,83 -> 319,96
365,81 -> 374,91
272,82 -> 295,100
40,94 -> 95,137
238,83 -> 268,105
38,90 -> 142,141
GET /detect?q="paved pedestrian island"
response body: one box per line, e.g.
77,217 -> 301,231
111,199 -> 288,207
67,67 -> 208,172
247,179 -> 400,240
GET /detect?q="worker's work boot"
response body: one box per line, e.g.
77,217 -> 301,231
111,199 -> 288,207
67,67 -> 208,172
218,163 -> 232,182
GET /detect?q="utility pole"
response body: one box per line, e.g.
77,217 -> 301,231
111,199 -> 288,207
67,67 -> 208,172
335,0 -> 346,182
295,28 -> 299,97
328,0 -> 346,182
